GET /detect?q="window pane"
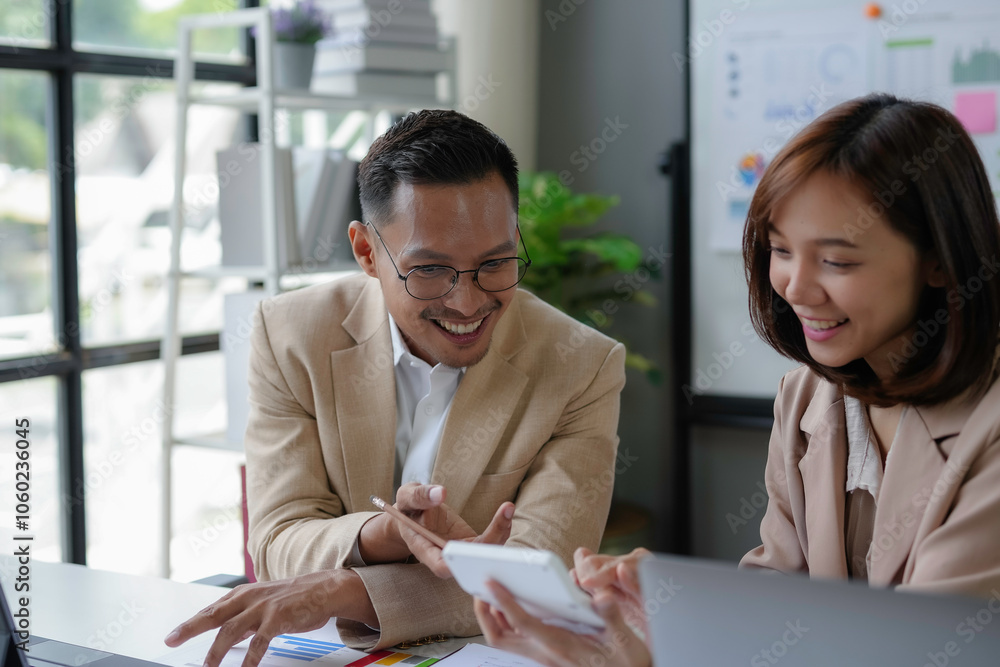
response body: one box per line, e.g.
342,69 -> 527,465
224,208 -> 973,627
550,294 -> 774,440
84,352 -> 234,579
83,360 -> 161,576
0,377 -> 62,563
171,445 -> 244,583
73,0 -> 244,63
173,353 -> 243,582
0,0 -> 50,49
74,74 -> 244,346
0,69 -> 55,361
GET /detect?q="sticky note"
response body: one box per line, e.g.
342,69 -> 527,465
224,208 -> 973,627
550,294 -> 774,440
954,91 -> 997,135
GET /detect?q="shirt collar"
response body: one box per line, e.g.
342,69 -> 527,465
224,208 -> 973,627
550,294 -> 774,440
387,312 -> 412,367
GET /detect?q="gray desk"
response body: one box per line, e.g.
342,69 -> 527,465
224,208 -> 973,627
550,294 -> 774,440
0,557 -> 476,662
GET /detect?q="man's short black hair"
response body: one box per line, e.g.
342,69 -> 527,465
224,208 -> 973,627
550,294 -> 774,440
358,109 -> 519,225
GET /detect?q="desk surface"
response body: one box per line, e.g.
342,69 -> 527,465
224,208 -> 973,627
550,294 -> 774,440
0,557 -> 475,662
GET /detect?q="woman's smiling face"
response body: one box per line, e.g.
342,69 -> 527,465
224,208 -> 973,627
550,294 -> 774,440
767,170 -> 943,379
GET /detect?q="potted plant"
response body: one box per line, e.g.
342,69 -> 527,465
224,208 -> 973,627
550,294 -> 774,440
261,0 -> 331,90
517,171 -> 661,383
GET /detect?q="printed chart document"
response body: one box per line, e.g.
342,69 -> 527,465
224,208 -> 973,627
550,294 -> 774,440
159,619 -> 439,667
435,643 -> 545,667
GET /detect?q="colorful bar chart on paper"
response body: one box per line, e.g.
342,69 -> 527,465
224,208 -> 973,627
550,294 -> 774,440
261,636 -> 437,667
164,635 -> 438,667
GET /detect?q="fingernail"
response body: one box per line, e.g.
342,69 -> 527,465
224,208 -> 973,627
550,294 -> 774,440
429,486 -> 444,503
164,630 -> 179,644
503,505 -> 514,519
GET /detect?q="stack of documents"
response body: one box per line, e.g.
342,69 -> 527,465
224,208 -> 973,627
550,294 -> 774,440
312,0 -> 450,99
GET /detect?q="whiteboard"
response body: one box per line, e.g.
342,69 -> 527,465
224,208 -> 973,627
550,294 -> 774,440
689,0 -> 1000,398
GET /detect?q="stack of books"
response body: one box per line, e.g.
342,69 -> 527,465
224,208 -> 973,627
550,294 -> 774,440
311,0 -> 451,99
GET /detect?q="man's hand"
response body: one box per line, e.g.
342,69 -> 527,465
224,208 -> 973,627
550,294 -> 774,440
375,483 -> 515,578
474,580 -> 651,667
163,569 -> 375,667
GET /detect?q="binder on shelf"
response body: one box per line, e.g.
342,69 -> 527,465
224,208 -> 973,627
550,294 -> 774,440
291,147 -> 330,255
217,144 -> 299,268
299,149 -> 361,268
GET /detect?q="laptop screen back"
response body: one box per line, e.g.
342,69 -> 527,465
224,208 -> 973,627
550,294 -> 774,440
0,585 -> 29,667
639,554 -> 1000,666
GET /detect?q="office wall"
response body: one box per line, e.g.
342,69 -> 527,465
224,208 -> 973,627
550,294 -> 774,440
535,2 -> 773,561
691,425 -> 769,561
535,1 -> 685,537
435,0 -> 540,170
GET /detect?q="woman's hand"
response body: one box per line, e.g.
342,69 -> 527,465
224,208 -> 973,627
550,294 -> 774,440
474,580 -> 651,667
571,547 -> 652,635
382,483 -> 516,578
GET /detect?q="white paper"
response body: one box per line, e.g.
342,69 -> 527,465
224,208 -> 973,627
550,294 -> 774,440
434,643 -> 546,667
706,9 -> 869,251
157,619 -> 435,667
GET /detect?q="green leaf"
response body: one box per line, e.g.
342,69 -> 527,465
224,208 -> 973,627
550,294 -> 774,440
516,171 -> 660,383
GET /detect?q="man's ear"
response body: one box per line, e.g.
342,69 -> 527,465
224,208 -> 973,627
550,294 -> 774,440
348,220 -> 378,279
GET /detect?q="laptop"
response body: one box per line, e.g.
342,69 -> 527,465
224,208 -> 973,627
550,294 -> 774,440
639,554 -> 1000,666
0,584 -> 164,667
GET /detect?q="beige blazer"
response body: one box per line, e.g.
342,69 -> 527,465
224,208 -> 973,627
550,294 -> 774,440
741,365 -> 1000,598
243,273 -> 625,650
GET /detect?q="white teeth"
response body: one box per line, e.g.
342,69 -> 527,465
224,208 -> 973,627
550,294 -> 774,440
801,317 -> 847,330
438,318 -> 484,335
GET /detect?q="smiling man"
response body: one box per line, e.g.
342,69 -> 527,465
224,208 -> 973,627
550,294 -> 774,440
165,110 -> 625,659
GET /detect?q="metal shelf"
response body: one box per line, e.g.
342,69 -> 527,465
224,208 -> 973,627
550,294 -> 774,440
157,6 -> 455,578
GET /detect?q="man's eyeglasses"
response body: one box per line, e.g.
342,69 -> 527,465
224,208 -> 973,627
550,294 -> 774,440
365,221 -> 532,301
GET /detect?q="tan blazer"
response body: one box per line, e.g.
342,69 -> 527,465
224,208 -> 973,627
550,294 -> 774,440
243,273 -> 625,650
741,365 -> 1000,598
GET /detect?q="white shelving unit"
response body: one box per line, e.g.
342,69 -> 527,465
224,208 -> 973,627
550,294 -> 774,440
159,7 -> 455,578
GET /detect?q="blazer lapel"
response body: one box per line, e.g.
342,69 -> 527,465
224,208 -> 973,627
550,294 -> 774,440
431,296 -> 529,513
797,385 -> 849,579
330,279 -> 397,513
871,390 -> 980,586
868,408 -> 946,586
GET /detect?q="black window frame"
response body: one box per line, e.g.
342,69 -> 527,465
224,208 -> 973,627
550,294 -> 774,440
0,0 -> 259,566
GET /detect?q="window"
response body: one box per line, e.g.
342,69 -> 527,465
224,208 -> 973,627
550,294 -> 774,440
83,353 -> 239,579
0,377 -> 60,560
0,1 -> 50,49
73,0 -> 243,62
0,0 -> 257,579
0,69 -> 53,361
74,74 -> 243,346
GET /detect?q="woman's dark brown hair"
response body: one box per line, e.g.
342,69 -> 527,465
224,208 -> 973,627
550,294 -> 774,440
743,93 -> 1000,406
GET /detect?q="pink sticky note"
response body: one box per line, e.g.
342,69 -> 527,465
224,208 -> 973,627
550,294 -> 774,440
954,91 -> 997,135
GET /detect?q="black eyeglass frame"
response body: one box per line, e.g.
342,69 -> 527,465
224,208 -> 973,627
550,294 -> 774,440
364,220 -> 533,300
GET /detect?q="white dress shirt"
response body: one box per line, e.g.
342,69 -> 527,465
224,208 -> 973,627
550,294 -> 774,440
387,313 -> 465,488
347,314 -> 464,567
843,395 -> 908,578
